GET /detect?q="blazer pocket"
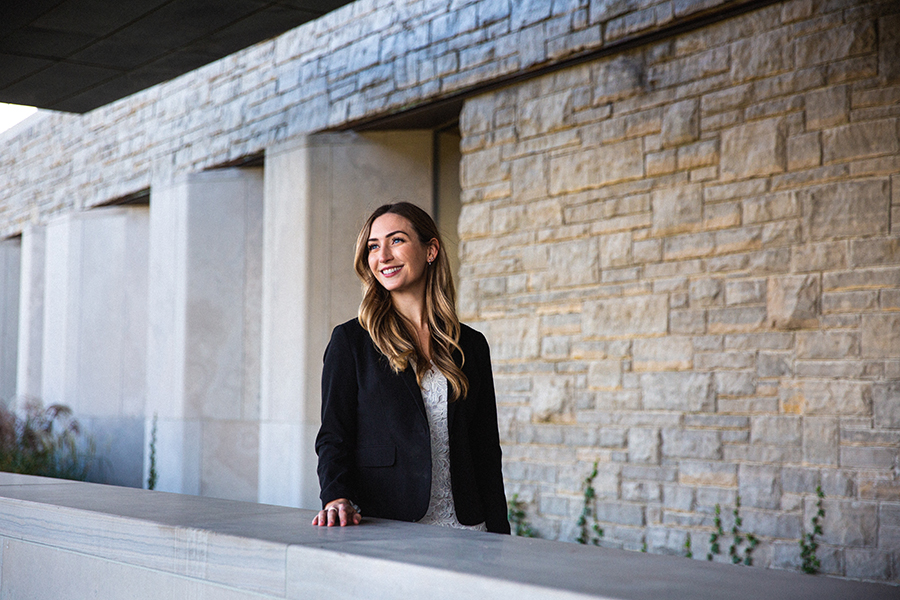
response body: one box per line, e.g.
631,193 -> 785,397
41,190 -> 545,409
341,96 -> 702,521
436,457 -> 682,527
357,444 -> 396,467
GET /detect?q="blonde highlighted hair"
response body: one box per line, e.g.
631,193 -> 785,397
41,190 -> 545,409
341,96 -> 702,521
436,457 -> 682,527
354,202 -> 468,401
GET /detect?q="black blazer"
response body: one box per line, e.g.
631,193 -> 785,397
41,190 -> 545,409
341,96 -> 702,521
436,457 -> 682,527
315,318 -> 510,534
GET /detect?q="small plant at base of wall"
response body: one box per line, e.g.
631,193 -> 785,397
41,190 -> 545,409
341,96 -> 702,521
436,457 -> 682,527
147,413 -> 158,491
576,461 -> 604,545
0,398 -> 95,481
507,493 -> 537,537
799,486 -> 825,575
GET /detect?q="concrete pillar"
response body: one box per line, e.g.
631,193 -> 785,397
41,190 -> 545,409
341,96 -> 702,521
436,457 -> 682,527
15,225 -> 44,402
0,236 -> 21,403
40,207 -> 150,487
259,131 -> 433,508
146,168 -> 263,501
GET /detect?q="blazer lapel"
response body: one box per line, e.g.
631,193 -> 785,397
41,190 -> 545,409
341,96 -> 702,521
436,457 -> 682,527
399,364 -> 427,420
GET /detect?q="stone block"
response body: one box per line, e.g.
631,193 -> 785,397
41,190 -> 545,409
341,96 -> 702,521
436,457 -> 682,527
511,155 -> 549,201
595,500 -> 645,526
841,446 -> 896,470
782,466 -> 818,494
679,460 -> 736,487
804,85 -> 848,130
792,241 -> 848,272
661,428 -> 721,459
742,509 -> 802,539
588,360 -> 622,390
478,317 -> 541,361
646,149 -> 677,176
677,140 -> 718,170
766,274 -> 819,330
873,381 -> 900,429
641,372 -> 714,412
583,295 -> 668,339
796,331 -> 859,359
721,118 -> 785,181
757,352 -> 791,377
731,28 -> 792,82
861,314 -> 900,358
599,232 -> 632,268
800,179 -> 891,241
742,191 -> 798,224
725,279 -> 766,306
632,336 -> 692,371
628,428 -> 660,464
845,548 -> 892,581
796,21 -> 876,68
880,14 -> 900,84
750,415 -> 801,445
593,52 -> 646,104
531,374 -> 576,423
823,120 -> 900,164
803,417 -> 839,466
621,480 -> 661,502
819,499 -> 878,547
663,484 -> 694,511
708,306 -> 767,334
851,238 -> 900,267
546,238 -> 599,287
787,132 -> 821,170
798,381 -> 871,417
739,464 -> 782,509
549,139 -> 643,194
652,184 -> 703,234
661,99 -> 699,148
689,278 -> 722,307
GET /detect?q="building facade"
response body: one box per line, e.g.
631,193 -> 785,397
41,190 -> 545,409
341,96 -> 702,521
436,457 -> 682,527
0,0 -> 898,581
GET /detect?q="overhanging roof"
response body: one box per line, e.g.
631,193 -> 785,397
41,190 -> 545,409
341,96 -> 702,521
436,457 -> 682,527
0,0 -> 353,113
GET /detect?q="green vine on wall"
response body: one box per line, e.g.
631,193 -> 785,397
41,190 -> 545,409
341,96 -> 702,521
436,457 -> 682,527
799,486 -> 825,574
576,461 -> 604,545
507,493 -> 537,537
707,497 -> 757,566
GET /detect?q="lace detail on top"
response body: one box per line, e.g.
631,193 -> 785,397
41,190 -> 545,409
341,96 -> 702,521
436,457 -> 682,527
417,364 -> 487,532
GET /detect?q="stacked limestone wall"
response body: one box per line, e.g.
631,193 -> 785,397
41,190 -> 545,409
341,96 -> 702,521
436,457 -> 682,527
1,0 -> 769,239
458,0 -> 900,581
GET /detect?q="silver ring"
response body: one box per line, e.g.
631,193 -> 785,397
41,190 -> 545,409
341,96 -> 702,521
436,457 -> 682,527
326,507 -> 338,512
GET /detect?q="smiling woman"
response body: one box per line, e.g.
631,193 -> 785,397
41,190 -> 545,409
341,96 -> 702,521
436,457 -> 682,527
313,202 -> 510,534
0,103 -> 38,135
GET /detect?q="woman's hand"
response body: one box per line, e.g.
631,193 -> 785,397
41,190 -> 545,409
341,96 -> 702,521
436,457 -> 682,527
311,498 -> 362,527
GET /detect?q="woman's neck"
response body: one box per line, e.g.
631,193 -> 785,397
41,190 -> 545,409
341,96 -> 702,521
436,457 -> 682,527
391,291 -> 431,360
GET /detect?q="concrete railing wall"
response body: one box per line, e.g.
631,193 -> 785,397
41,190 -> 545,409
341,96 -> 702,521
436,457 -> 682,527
0,473 -> 896,600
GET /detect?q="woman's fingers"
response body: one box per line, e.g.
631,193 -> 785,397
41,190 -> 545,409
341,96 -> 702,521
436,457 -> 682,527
311,500 -> 361,526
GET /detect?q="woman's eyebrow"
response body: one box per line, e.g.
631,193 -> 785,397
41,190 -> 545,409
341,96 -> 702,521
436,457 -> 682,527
368,229 -> 406,242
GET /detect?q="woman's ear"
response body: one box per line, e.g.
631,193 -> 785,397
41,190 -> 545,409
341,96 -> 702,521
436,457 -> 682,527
428,238 -> 440,263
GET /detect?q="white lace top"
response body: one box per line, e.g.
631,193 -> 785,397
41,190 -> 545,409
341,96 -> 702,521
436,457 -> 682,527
417,364 -> 487,532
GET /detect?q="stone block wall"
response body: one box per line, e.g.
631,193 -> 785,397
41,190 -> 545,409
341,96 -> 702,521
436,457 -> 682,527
458,0 -> 900,580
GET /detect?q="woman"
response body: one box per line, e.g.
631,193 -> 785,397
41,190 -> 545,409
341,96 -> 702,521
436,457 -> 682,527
312,202 -> 509,534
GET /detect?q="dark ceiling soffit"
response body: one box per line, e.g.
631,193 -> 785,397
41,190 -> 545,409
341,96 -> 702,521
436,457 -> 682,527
336,0 -> 784,132
0,1 -> 354,113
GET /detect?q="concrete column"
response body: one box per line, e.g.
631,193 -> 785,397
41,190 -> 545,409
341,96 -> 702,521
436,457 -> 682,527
15,225 -> 45,402
40,207 -> 150,486
0,236 -> 21,403
146,168 -> 263,501
259,131 -> 433,508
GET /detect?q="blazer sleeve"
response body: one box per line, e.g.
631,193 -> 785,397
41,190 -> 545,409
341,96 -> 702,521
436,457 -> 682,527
315,325 -> 359,507
470,332 -> 511,534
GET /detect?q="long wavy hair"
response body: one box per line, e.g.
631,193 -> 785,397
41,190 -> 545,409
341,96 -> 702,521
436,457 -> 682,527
354,202 -> 468,401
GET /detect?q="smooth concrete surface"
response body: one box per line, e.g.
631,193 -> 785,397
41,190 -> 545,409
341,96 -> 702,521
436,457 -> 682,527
0,473 -> 895,600
258,131 -> 432,509
35,207 -> 149,487
146,168 -> 263,501
0,236 -> 20,403
14,225 -> 44,401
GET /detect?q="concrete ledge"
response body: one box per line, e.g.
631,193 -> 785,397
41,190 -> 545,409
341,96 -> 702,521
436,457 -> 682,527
0,473 -> 895,599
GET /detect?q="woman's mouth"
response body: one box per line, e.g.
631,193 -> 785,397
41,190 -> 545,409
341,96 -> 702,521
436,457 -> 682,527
381,266 -> 401,277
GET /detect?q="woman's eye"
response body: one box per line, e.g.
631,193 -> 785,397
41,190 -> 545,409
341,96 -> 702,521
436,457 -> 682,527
368,244 -> 378,252
391,237 -> 403,244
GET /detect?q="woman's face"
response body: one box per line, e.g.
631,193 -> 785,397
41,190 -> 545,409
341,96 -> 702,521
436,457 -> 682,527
367,213 -> 436,297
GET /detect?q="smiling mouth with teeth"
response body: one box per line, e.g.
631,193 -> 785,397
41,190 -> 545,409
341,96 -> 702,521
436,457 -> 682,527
382,266 -> 401,276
